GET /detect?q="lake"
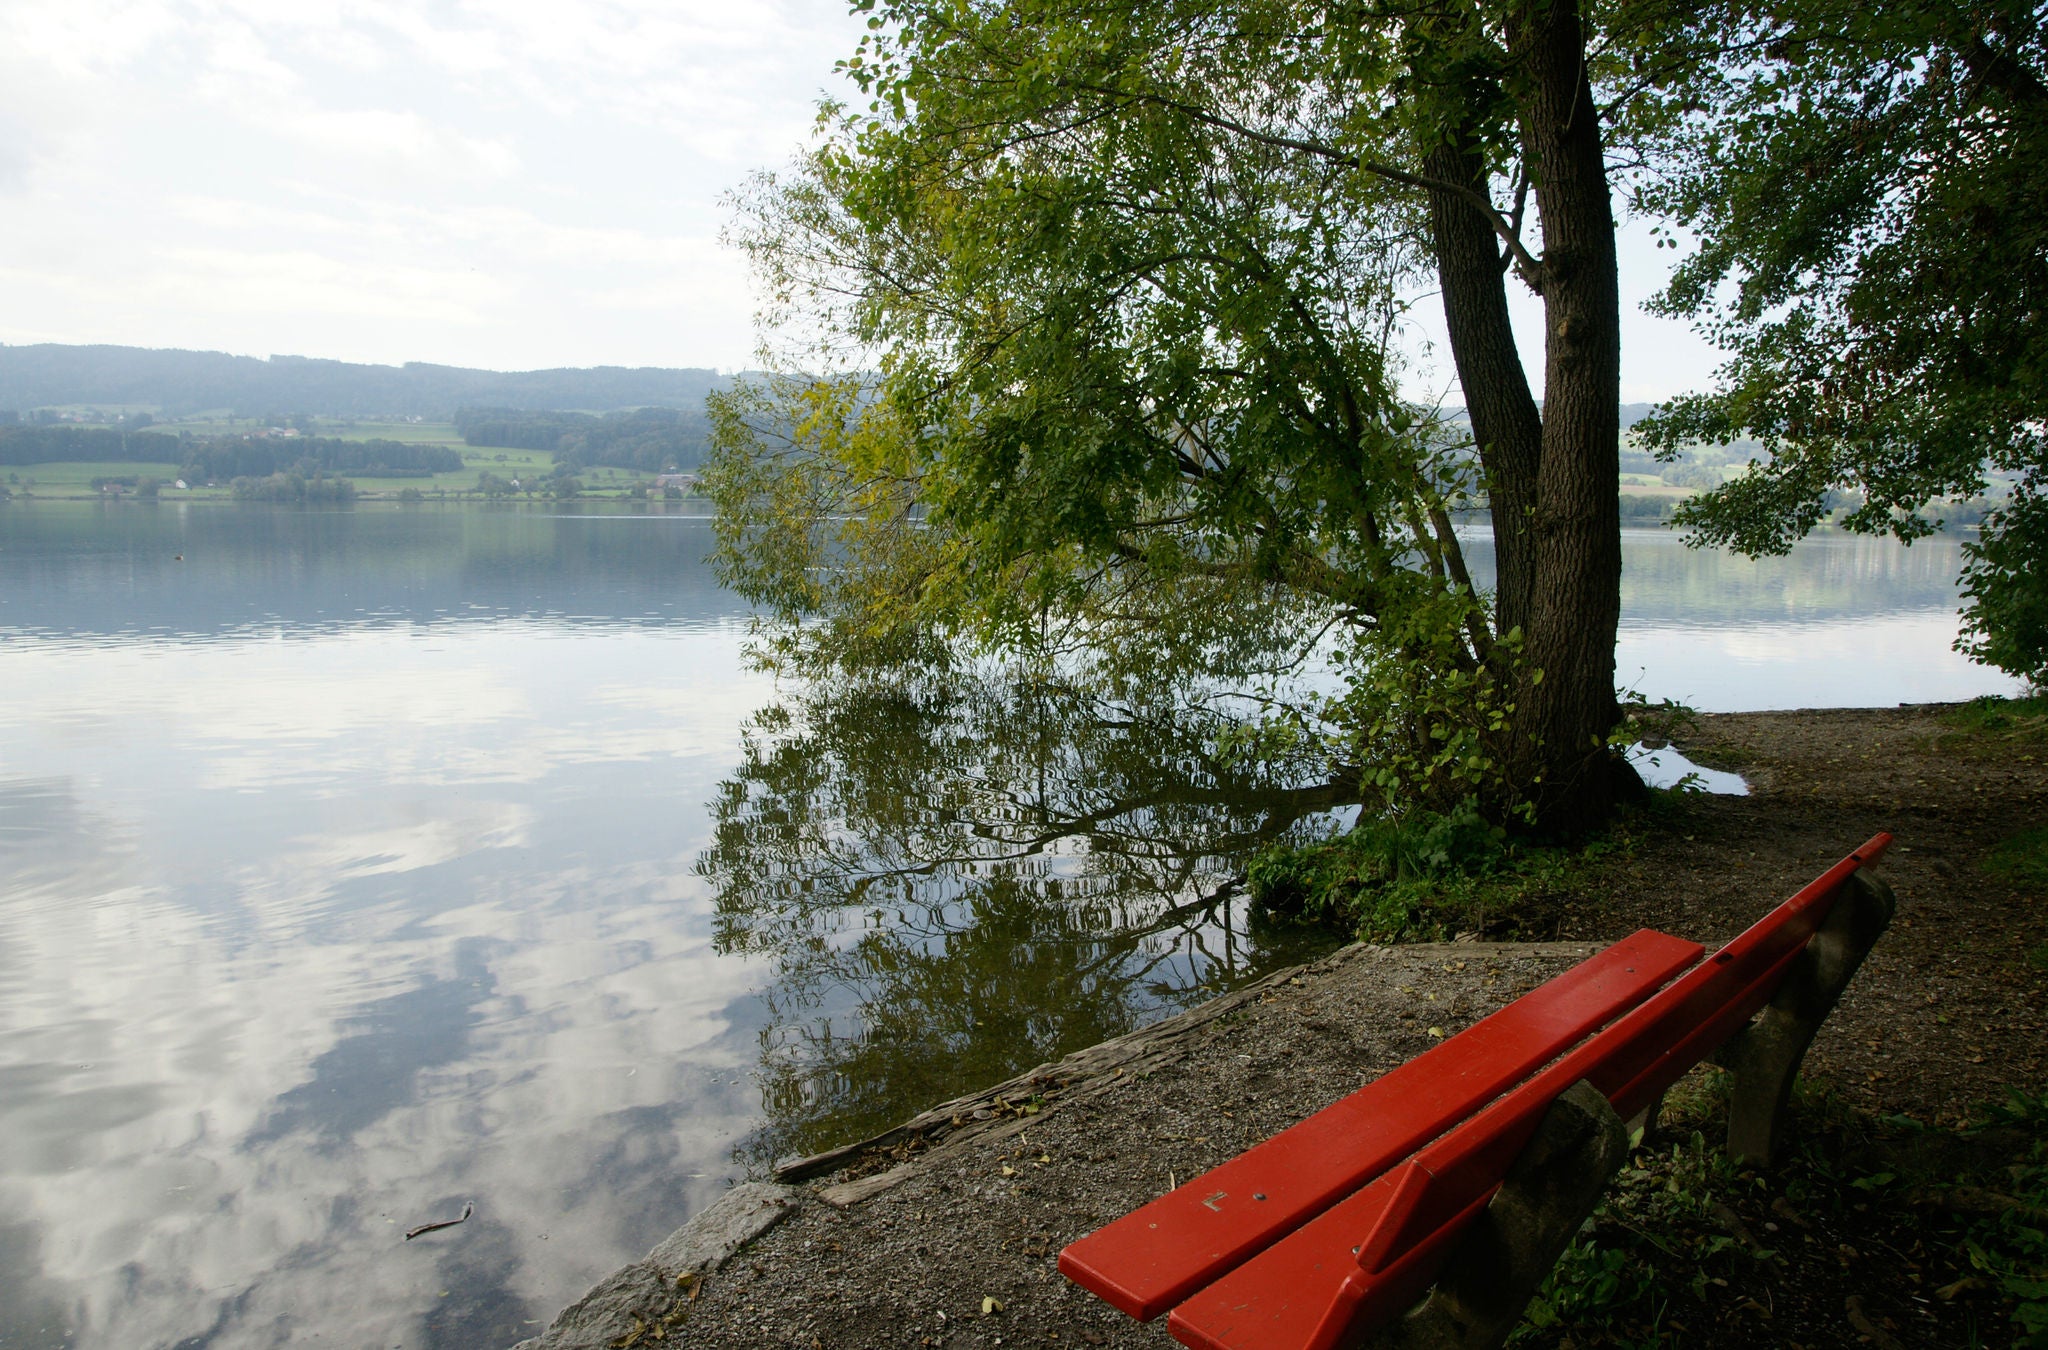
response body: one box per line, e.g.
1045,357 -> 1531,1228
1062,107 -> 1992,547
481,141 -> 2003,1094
0,503 -> 2020,1349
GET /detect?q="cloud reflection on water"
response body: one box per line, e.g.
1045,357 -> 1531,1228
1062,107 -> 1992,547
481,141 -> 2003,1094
0,620 -> 778,1348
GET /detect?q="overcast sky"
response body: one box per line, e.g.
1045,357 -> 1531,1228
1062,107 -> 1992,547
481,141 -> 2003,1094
0,0 -> 1721,401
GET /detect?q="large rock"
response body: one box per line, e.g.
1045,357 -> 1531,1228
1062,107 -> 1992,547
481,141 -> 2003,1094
510,1183 -> 805,1350
508,1261 -> 674,1350
647,1183 -> 805,1276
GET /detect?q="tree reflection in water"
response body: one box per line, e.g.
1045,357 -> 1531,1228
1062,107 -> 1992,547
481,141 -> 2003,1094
697,664 -> 1350,1173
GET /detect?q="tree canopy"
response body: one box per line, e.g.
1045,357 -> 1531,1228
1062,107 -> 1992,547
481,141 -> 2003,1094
711,0 -> 2045,832
1633,0 -> 2048,682
0,424 -> 461,480
715,0 -> 1653,834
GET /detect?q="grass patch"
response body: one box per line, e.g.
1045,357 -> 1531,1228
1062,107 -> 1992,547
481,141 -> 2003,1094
1985,827 -> 2048,892
4,460 -> 186,492
328,420 -> 466,445
455,446 -> 556,472
1934,694 -> 2048,767
2,443 -> 682,501
1509,1080 -> 2048,1348
1944,694 -> 2048,740
3,451 -> 688,503
340,448 -> 560,496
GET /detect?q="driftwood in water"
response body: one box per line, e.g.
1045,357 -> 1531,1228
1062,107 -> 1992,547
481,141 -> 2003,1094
404,1201 -> 473,1240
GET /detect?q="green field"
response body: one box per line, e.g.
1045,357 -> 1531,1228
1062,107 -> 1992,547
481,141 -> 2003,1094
5,410 -> 704,501
5,446 -> 667,500
159,416 -> 470,446
5,460 -> 191,494
340,420 -> 468,445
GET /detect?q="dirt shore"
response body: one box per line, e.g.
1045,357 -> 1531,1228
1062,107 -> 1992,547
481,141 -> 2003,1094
518,702 -> 2048,1350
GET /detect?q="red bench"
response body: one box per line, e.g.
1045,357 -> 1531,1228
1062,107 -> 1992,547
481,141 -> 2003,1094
1060,834 -> 1896,1350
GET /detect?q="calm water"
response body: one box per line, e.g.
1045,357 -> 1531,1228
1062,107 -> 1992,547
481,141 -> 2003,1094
0,504 -> 2021,1349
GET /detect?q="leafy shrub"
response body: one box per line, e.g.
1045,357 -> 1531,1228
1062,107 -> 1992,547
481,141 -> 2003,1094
1247,804 -> 1512,940
1513,1085 -> 2048,1348
1960,490 -> 2048,686
229,473 -> 356,503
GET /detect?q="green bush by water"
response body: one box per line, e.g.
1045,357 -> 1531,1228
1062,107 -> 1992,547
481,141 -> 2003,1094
1942,693 -> 2048,748
1244,802 -> 1634,942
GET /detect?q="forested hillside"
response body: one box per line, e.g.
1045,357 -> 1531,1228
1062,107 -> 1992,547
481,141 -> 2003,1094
453,407 -> 711,472
0,425 -> 181,466
0,344 -> 730,418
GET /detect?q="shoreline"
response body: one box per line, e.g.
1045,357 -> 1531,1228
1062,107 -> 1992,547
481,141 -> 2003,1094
514,702 -> 2047,1348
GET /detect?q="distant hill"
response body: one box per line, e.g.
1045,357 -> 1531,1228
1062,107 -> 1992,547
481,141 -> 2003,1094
0,344 -> 730,418
1441,402 -> 1661,428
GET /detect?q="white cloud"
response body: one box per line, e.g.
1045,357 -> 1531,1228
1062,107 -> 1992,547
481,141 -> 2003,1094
162,246 -> 508,320
0,0 -> 1723,388
271,108 -> 521,183
278,804 -> 536,881
0,0 -> 866,368
192,15 -> 303,99
1395,212 -> 1726,407
0,843 -> 770,1346
0,626 -> 771,796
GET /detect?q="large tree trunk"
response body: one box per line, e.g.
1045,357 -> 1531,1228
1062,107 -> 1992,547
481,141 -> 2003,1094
1424,0 -> 1629,835
1510,0 -> 1629,834
1423,138 -> 1543,659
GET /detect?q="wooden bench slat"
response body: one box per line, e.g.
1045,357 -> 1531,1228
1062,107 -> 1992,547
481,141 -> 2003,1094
1164,1163 -> 1489,1350
1165,833 -> 1892,1350
1601,831 -> 1890,1117
1056,928 -> 1704,1320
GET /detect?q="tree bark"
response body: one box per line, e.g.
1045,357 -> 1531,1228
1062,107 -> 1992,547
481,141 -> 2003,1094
1508,0 -> 1629,834
1420,12 -> 1628,834
1424,138 -> 1544,650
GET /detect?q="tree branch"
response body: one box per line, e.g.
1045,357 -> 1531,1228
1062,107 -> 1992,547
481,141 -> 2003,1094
1059,81 -> 1547,287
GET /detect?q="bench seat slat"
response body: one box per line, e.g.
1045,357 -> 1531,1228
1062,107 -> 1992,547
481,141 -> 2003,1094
1166,833 -> 1892,1350
1599,830 -> 1888,1117
1164,1164 -> 1491,1350
1355,833 -> 1892,1279
1347,943 -> 1809,1280
1056,928 -> 1704,1320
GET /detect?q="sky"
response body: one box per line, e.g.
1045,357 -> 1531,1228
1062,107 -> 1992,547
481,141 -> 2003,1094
0,0 -> 1723,401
